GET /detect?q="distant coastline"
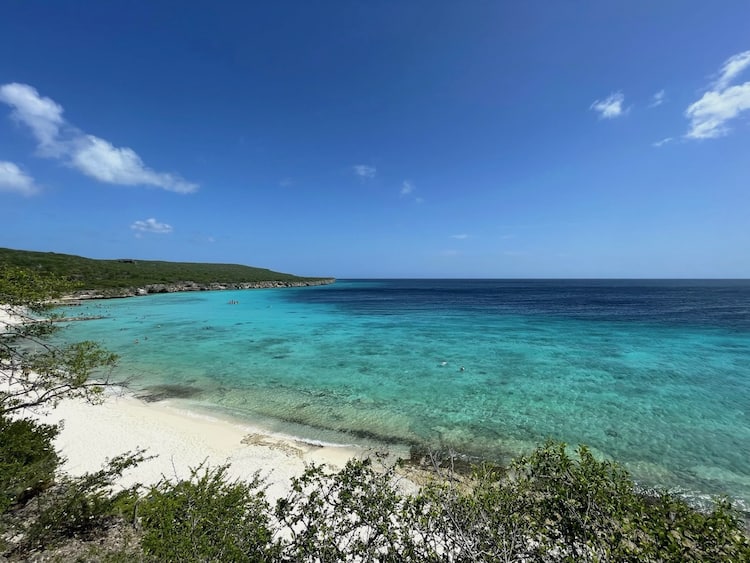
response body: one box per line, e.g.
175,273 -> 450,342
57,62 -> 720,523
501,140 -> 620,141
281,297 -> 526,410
0,247 -> 336,300
68,278 -> 336,300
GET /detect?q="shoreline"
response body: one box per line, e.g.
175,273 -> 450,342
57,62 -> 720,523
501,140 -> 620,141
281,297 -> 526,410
68,278 -> 336,301
32,390 -> 397,501
3,307 -> 414,501
25,381 -> 750,518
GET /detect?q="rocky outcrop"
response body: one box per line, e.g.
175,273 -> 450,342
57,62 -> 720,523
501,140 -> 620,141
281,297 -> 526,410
72,278 -> 336,300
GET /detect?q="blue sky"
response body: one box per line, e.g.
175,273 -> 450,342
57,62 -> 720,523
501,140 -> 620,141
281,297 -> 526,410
1,2 -> 749,278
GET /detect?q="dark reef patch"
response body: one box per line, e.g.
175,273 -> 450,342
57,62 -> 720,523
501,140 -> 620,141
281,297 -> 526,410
136,384 -> 203,403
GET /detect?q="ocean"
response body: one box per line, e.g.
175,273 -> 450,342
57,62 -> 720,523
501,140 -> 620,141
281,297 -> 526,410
55,279 -> 750,509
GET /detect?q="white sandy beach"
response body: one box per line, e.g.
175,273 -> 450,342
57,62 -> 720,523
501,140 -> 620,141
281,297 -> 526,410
35,393 -> 372,501
2,307 -> 412,502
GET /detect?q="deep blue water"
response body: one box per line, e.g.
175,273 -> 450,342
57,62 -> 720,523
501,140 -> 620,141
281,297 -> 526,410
56,279 -> 750,509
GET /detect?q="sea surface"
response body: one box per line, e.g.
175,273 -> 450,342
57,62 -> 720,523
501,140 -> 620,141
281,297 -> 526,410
55,279 -> 750,509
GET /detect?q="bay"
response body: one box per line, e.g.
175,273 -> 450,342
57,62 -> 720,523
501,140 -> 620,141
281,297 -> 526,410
55,279 -> 750,510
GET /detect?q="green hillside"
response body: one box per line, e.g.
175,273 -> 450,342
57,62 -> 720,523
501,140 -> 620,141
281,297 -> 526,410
0,247 -> 330,291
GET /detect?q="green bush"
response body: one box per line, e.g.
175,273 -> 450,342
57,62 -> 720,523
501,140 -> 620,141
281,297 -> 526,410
134,445 -> 750,562
275,458 -> 409,561
0,415 -> 60,513
412,441 -> 750,562
3,438 -> 748,561
21,451 -> 144,552
139,464 -> 275,562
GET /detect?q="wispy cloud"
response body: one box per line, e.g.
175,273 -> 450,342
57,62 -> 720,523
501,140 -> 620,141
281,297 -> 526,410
450,233 -> 469,240
279,177 -> 293,187
400,180 -> 423,203
685,50 -> 750,139
649,89 -> 667,108
590,91 -> 627,119
652,137 -> 674,148
0,83 -> 198,193
131,217 -> 173,237
0,160 -> 38,196
353,164 -> 376,179
713,50 -> 750,90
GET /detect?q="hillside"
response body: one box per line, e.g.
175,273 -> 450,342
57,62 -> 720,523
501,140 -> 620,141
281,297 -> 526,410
0,247 -> 334,295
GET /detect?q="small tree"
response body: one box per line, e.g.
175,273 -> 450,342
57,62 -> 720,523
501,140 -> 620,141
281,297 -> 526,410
1,265 -> 132,558
1,266 -> 119,416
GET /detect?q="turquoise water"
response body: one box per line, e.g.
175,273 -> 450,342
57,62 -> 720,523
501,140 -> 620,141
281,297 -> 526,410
55,280 -> 750,510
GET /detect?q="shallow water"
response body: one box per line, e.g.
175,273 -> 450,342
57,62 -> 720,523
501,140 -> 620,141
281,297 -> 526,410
55,279 -> 750,509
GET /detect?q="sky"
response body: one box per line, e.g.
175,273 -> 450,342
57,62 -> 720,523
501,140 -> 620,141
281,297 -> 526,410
1,2 -> 749,278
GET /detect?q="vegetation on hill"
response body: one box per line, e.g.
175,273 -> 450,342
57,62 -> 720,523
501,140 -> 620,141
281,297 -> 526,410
0,247 -> 332,292
1,265 -> 749,561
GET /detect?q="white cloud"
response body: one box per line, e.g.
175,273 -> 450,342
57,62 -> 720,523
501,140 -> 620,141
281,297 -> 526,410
450,233 -> 469,240
590,91 -> 627,119
353,164 -> 376,179
713,50 -> 750,91
0,160 -> 38,195
649,89 -> 666,107
685,51 -> 750,139
0,83 -> 63,150
131,218 -> 173,236
72,135 -> 197,193
685,84 -> 750,138
0,82 -> 197,192
685,51 -> 750,140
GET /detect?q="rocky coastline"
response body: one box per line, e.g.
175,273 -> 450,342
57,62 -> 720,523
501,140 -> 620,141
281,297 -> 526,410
70,278 -> 336,300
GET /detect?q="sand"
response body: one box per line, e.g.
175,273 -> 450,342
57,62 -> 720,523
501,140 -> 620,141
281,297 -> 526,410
36,392 -> 370,501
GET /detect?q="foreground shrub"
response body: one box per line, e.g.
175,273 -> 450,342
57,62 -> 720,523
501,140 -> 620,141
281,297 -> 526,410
414,441 -> 750,562
4,437 -> 749,561
275,458 -> 409,561
133,444 -> 750,562
0,415 -> 59,514
19,450 -> 144,553
139,464 -> 275,562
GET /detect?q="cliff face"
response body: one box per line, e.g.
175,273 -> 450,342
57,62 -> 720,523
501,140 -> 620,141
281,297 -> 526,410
73,278 -> 336,299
